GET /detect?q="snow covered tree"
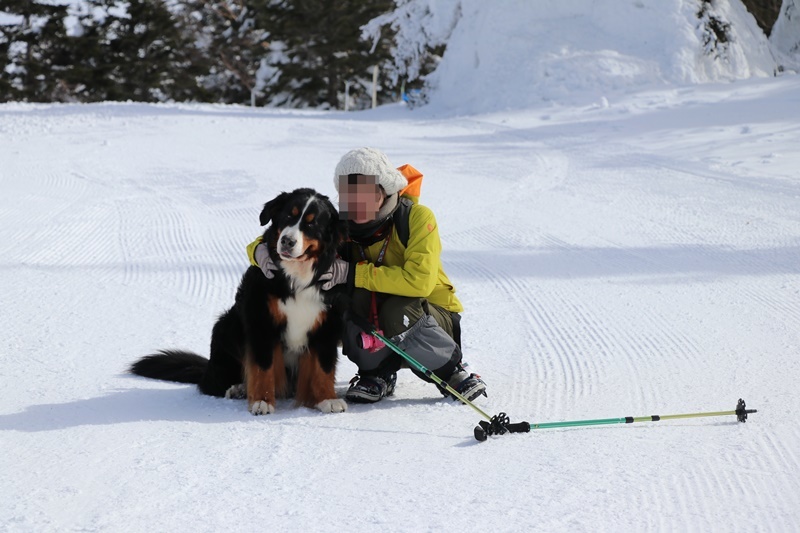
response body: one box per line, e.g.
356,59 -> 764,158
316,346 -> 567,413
188,0 -> 269,105
362,0 -> 461,108
256,0 -> 396,109
0,0 -> 72,102
62,0 -> 208,102
697,0 -> 733,60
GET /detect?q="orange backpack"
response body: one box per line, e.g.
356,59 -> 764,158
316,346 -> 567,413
394,164 -> 423,246
397,164 -> 423,204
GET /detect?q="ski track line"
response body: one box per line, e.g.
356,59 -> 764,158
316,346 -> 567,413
536,233 -> 705,407
647,451 -> 794,530
752,430 -> 800,488
213,206 -> 259,223
644,425 -> 800,529
625,150 -> 800,199
742,284 -> 800,327
115,190 -> 256,305
55,203 -> 119,270
476,259 -> 592,414
722,444 -> 799,526
192,205 -> 261,302
535,234 -> 650,395
569,236 -> 707,357
115,198 -> 149,287
2,169 -> 91,259
480,263 -> 566,412
149,198 -> 196,299
526,284 -> 602,403
657,470 -> 722,530
453,259 -> 544,411
14,201 -> 119,281
450,228 -> 666,412
203,229 -> 252,298
173,214 -> 270,304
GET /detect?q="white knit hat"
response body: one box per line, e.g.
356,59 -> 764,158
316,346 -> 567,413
333,147 -> 407,195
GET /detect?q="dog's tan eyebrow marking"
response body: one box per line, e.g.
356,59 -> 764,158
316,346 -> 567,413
291,206 -> 300,216
305,213 -> 315,223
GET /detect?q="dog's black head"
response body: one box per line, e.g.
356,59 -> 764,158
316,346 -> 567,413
260,188 -> 348,286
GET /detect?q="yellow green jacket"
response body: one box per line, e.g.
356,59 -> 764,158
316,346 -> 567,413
350,203 -> 463,313
246,202 -> 463,313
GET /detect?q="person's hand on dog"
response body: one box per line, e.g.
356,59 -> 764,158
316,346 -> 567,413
319,258 -> 350,290
254,243 -> 280,279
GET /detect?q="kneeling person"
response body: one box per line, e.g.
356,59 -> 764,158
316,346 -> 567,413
326,147 -> 485,403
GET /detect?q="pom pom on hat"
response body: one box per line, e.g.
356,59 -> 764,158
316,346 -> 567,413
333,147 -> 407,195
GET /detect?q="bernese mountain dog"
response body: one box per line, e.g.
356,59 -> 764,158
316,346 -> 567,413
130,188 -> 349,415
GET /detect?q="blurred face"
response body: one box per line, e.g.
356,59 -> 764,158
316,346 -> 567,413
338,174 -> 385,223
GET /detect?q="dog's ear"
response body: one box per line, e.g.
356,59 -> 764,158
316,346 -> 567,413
260,192 -> 291,226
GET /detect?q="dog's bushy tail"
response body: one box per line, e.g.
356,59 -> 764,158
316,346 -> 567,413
130,350 -> 208,384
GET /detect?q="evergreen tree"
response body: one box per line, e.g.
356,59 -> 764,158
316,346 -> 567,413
191,0 -> 269,105
65,0 -> 209,102
0,0 -> 71,102
257,0 -> 396,109
361,0 -> 459,109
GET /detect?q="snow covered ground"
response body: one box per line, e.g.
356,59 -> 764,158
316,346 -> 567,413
3,0 -> 800,528
2,72 -> 799,531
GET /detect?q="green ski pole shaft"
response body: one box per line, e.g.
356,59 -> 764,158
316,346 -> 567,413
475,399 -> 756,441
369,329 -> 494,422
530,405 -> 756,430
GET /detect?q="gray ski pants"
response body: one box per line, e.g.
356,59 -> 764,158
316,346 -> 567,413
342,288 -> 462,381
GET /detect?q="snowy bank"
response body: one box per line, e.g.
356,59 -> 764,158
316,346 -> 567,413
420,0 -> 778,113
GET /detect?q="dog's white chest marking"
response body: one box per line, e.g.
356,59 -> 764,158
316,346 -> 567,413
279,286 -> 326,363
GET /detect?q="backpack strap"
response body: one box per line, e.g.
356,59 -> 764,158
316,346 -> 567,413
392,197 -> 414,247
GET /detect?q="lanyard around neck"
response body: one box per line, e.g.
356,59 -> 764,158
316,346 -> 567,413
358,233 -> 392,328
358,232 -> 391,267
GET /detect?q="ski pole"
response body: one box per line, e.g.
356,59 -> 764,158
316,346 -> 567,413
366,328 -> 503,422
474,399 -> 757,442
355,318 -> 758,442
362,326 -> 533,437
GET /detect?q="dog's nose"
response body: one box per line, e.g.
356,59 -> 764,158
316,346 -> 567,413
280,235 -> 296,249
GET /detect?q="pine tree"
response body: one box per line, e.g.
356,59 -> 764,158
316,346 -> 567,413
257,0 -> 396,109
65,0 -> 209,102
0,0 -> 71,102
361,0 -> 459,109
192,0 -> 269,105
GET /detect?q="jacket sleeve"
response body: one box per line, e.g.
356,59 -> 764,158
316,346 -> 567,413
353,205 -> 440,297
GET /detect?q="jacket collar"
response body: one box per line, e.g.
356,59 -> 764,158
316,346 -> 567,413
348,193 -> 399,246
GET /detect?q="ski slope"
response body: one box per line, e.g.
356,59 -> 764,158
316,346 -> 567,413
2,73 -> 799,531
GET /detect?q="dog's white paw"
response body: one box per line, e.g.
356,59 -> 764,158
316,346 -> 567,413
225,384 -> 246,399
249,401 -> 275,415
316,399 -> 347,413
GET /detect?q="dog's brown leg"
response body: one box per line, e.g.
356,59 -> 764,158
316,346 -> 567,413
272,347 -> 289,399
296,350 -> 346,413
245,346 -> 278,415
